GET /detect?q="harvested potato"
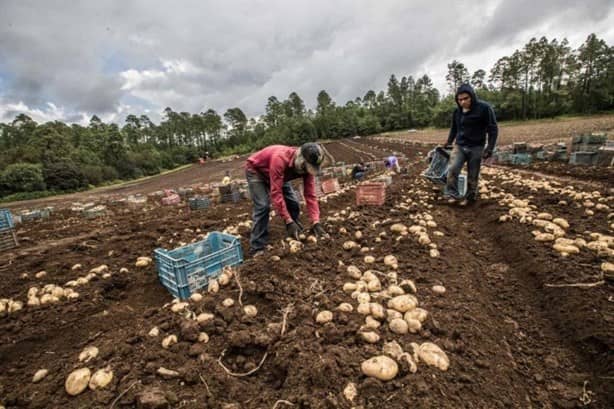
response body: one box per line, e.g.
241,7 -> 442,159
360,331 -> 380,343
386,309 -> 403,322
208,279 -> 220,293
135,257 -> 152,267
87,263 -> 108,274
369,303 -> 386,320
198,332 -> 210,343
389,318 -> 409,334
364,256 -> 375,264
390,223 -> 408,233
405,308 -> 428,323
243,305 -> 258,317
432,285 -> 446,295
190,293 -> 203,302
218,273 -> 231,286
32,369 -> 49,383
534,233 -> 555,242
356,293 -> 371,304
387,285 -> 404,296
354,231 -> 363,240
362,270 -> 377,283
79,346 -> 99,363
316,311 -> 333,324
27,297 -> 40,307
429,249 -> 440,258
343,241 -> 358,250
383,255 -> 398,269
222,298 -> 235,307
367,279 -> 382,292
412,342 -> 449,371
552,218 -> 569,229
157,367 -> 179,378
553,243 -> 580,254
65,368 -> 91,396
361,355 -> 398,381
170,302 -> 188,313
602,262 -> 614,275
196,312 -> 214,324
357,303 -> 371,315
388,295 -> 418,312
405,318 -> 422,333
162,335 -> 178,349
346,265 -> 362,279
382,341 -> 404,360
364,315 -> 381,329
89,367 -> 113,390
337,303 -> 353,313
148,327 -> 160,337
343,282 -> 357,293
343,382 -> 358,402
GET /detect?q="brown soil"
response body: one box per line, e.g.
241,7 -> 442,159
0,136 -> 612,408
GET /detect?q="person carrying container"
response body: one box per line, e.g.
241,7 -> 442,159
442,83 -> 498,203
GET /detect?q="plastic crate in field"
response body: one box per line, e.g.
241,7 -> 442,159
154,232 -> 244,299
321,178 -> 340,194
161,194 -> 181,206
422,147 -> 451,184
0,209 -> 14,231
189,196 -> 211,210
356,182 -> 386,206
0,228 -> 18,251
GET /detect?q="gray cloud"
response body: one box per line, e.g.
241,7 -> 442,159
0,0 -> 612,124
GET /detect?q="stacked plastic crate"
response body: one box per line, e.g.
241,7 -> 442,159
0,209 -> 18,251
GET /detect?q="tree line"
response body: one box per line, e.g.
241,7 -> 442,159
0,33 -> 612,199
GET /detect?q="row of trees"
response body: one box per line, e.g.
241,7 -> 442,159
1,33 -> 612,197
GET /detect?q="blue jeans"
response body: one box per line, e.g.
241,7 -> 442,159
246,170 -> 300,253
445,144 -> 484,200
353,171 -> 365,180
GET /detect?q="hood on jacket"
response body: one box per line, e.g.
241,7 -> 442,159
455,83 -> 478,109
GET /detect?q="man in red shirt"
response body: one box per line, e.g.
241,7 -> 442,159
245,142 -> 328,256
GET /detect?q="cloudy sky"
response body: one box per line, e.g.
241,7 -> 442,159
1,0 -> 613,125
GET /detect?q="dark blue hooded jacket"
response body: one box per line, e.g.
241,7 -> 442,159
446,84 -> 498,150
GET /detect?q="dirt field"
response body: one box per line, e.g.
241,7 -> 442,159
0,120 -> 613,408
382,114 -> 614,146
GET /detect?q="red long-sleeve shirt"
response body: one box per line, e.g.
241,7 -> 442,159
245,145 -> 320,224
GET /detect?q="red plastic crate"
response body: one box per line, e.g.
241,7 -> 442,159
161,194 -> 181,206
356,182 -> 386,205
321,178 -> 340,194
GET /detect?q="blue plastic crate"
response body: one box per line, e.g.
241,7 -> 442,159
189,196 -> 211,210
154,232 -> 244,299
0,209 -> 14,231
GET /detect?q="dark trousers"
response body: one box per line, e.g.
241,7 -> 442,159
445,144 -> 484,200
246,170 -> 300,253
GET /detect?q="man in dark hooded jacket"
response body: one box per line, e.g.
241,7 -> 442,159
443,84 -> 498,202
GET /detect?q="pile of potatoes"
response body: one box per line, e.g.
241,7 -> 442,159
62,346 -> 114,396
0,298 -> 23,315
329,261 -> 445,377
26,284 -> 79,307
359,340 -> 449,383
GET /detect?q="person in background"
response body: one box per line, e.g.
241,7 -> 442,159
245,143 -> 329,256
351,162 -> 366,180
443,83 -> 498,203
384,155 -> 401,173
221,170 -> 231,185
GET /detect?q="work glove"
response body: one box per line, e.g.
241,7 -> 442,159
482,149 -> 493,159
311,223 -> 329,239
286,221 -> 301,240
